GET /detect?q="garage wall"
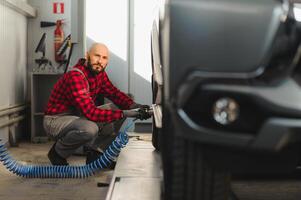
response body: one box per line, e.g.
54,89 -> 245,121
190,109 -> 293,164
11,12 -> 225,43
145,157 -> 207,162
0,0 -> 29,143
85,0 -> 160,127
27,0 -> 72,73
27,0 -> 87,104
86,0 -> 129,93
129,0 -> 159,108
85,1 -> 159,121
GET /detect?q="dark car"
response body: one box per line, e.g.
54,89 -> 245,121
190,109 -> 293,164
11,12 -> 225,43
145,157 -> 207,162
151,0 -> 301,199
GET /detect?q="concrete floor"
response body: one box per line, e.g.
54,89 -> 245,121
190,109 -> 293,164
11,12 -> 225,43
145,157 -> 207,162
1,136 -> 301,200
0,142 -> 113,200
233,180 -> 301,200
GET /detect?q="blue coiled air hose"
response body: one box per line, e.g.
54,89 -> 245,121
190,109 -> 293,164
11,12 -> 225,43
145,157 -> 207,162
0,119 -> 134,178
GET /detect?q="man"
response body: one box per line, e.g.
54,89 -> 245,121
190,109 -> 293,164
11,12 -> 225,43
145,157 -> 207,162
43,43 -> 150,166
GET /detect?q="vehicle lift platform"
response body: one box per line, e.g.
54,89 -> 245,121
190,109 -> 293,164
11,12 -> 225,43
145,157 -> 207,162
105,133 -> 163,200
104,132 -> 301,200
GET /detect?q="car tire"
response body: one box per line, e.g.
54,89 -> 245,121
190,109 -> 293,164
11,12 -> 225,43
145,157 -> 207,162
162,109 -> 231,200
151,73 -> 161,150
152,117 -> 161,150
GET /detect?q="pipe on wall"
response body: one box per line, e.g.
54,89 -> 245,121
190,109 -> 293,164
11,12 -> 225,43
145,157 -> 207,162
0,104 -> 28,129
0,104 -> 27,118
0,104 -> 28,146
0,115 -> 25,129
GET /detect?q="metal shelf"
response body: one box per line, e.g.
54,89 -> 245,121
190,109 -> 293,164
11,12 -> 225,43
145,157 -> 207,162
31,73 -> 61,142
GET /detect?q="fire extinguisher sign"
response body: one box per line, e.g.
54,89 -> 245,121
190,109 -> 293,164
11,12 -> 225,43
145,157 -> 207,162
53,2 -> 64,14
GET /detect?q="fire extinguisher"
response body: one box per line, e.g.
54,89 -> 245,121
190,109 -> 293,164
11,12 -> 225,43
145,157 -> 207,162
54,19 -> 64,63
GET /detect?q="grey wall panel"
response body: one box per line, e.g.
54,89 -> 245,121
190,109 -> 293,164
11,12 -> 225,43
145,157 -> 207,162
70,0 -> 86,68
27,0 -> 72,109
27,0 -> 71,73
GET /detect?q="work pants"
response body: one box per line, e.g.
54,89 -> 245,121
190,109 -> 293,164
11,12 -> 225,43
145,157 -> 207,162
43,103 -> 125,158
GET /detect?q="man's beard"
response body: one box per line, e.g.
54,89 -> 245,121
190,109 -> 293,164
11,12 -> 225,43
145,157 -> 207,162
87,58 -> 103,75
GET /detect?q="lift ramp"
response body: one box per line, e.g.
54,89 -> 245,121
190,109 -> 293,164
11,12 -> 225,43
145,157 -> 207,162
106,133 -> 163,200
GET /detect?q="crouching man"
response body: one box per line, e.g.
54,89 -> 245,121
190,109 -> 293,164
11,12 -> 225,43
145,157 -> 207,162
43,43 -> 150,166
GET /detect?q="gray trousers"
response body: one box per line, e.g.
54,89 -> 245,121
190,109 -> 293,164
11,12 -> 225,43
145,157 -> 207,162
43,103 -> 125,159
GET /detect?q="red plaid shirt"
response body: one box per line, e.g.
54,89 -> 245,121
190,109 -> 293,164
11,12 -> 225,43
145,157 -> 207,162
45,59 -> 134,123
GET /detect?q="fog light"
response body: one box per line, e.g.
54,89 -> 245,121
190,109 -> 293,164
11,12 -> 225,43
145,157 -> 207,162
213,98 -> 239,125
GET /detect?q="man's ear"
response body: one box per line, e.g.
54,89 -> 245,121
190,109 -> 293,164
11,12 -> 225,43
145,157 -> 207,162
85,52 -> 89,60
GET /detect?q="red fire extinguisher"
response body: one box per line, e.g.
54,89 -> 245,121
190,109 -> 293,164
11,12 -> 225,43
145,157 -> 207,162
54,19 -> 64,63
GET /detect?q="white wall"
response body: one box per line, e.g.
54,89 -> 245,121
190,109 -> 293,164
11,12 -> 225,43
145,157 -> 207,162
85,0 -> 159,109
86,0 -> 129,92
129,0 -> 159,106
0,2 -> 28,142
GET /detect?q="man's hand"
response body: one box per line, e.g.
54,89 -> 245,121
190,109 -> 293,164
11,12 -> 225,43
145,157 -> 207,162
123,107 -> 152,120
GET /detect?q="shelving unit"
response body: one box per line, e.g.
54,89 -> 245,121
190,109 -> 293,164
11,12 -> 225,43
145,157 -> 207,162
30,73 -> 62,143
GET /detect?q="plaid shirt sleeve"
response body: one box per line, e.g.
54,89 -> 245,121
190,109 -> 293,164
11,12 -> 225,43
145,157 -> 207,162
101,72 -> 134,109
68,72 -> 123,123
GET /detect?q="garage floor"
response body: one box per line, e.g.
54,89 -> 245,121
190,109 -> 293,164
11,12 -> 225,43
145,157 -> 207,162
0,134 -> 301,200
232,179 -> 301,200
0,142 -> 113,200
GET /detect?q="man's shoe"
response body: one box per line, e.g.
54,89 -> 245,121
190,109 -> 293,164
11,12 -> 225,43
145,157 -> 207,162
86,149 -> 102,165
48,143 -> 69,165
108,161 -> 116,169
86,150 -> 116,169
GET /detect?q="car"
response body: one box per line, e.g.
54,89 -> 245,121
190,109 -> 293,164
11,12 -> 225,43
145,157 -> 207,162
151,0 -> 301,199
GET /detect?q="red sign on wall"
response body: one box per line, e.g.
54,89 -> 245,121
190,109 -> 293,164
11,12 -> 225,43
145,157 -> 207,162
53,2 -> 64,14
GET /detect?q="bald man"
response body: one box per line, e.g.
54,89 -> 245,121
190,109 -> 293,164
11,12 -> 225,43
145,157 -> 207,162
43,43 -> 150,166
